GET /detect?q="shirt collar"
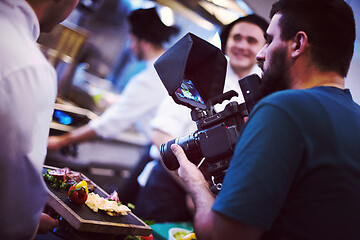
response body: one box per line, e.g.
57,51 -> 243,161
4,0 -> 40,39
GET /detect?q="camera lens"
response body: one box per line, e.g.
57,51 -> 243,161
160,133 -> 203,171
160,139 -> 178,170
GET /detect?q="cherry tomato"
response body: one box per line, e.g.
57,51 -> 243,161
68,181 -> 88,205
141,233 -> 153,240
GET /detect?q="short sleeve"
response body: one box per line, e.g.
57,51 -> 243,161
212,103 -> 304,230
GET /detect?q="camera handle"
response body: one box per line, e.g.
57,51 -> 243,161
206,90 -> 239,116
190,90 -> 239,122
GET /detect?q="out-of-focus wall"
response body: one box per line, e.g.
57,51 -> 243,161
65,0 -> 131,78
243,0 -> 276,21
345,0 -> 360,104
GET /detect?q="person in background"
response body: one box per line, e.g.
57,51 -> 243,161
0,0 -> 79,238
47,7 -> 179,150
171,0 -> 360,239
123,14 -> 268,223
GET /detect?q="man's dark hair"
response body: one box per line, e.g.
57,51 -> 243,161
270,0 -> 355,77
220,14 -> 269,54
128,7 -> 179,46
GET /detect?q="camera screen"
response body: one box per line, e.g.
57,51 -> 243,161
173,79 -> 205,109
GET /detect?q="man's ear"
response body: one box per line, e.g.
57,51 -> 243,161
290,31 -> 308,59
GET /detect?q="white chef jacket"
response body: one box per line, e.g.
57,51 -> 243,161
0,0 -> 57,238
89,57 -> 168,142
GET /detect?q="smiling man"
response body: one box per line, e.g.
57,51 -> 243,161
171,0 -> 360,239
221,14 -> 267,81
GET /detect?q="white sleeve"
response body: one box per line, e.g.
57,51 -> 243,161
89,68 -> 168,140
151,97 -> 197,138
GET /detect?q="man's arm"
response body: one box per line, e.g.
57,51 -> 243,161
151,128 -> 173,151
171,144 -> 264,240
34,213 -> 60,235
47,124 -> 97,150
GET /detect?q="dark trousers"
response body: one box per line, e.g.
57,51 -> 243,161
118,144 -> 153,205
119,144 -> 193,222
133,161 -> 193,222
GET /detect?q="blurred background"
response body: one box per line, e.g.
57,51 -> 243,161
40,0 -> 360,194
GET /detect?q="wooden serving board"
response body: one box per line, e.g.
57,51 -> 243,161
43,165 -> 152,236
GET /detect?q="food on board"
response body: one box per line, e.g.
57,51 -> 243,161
43,167 -> 96,191
86,192 -> 131,216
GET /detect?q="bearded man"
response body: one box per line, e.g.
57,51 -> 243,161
171,0 -> 360,239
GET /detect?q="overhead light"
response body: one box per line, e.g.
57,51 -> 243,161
156,0 -> 216,31
199,1 -> 243,25
198,0 -> 253,25
158,6 -> 175,26
207,0 -> 252,14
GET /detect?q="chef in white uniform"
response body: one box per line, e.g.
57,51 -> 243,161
0,0 -> 79,238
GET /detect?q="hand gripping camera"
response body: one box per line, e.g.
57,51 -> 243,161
154,33 -> 263,194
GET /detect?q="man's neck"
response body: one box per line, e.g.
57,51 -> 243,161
230,64 -> 254,80
290,56 -> 345,90
291,70 -> 345,90
144,47 -> 165,61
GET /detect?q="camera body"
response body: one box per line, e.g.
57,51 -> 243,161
160,93 -> 248,192
154,33 -> 262,193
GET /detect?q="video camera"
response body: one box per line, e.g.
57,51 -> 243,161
154,33 -> 263,193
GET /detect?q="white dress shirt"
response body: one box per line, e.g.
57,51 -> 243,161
0,0 -> 57,238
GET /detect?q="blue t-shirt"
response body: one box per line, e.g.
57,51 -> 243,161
212,87 -> 360,239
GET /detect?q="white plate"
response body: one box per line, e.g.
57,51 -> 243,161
168,227 -> 191,240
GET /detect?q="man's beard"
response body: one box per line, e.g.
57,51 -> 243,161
259,47 -> 291,97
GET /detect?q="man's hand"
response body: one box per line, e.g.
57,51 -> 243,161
48,125 -> 97,151
170,144 -> 208,188
37,213 -> 60,234
171,144 -> 264,240
171,144 -> 216,239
